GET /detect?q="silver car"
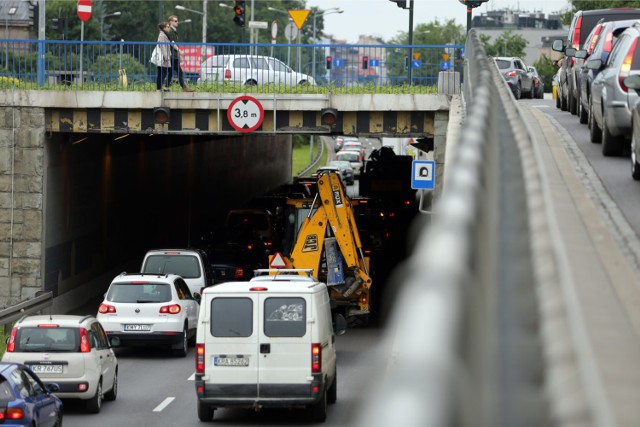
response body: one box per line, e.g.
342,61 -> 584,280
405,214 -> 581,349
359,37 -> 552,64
588,23 -> 640,156
493,56 -> 534,100
198,54 -> 315,87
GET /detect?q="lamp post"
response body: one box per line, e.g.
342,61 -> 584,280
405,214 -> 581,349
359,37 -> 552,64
100,11 -> 121,41
176,2 -> 207,58
311,8 -> 342,80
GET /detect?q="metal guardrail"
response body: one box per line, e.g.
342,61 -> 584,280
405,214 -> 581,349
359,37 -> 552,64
0,39 -> 463,94
0,291 -> 53,332
297,136 -> 326,177
353,28 -> 571,427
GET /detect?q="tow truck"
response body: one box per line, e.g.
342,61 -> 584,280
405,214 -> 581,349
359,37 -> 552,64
272,169 -> 373,319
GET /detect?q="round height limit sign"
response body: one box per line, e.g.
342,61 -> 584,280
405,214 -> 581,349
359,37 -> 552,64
227,96 -> 265,133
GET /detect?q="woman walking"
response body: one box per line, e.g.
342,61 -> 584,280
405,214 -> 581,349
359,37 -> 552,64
154,22 -> 172,91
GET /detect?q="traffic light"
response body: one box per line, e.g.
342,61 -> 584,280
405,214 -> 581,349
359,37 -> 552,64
404,56 -> 409,70
153,107 -> 170,125
462,0 -> 489,8
233,1 -> 245,27
362,56 -> 368,70
321,108 -> 338,126
389,0 -> 408,9
51,18 -> 65,33
326,56 -> 332,70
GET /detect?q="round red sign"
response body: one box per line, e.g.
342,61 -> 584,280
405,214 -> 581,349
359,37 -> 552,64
77,0 -> 92,22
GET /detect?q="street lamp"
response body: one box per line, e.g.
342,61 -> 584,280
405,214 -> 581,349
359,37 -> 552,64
312,8 -> 342,80
100,11 -> 121,41
176,2 -> 208,58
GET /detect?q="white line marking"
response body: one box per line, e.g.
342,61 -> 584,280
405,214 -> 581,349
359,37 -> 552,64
153,397 -> 175,412
188,372 -> 195,381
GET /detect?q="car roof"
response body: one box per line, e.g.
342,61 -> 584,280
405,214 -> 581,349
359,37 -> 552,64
203,273 -> 323,294
110,272 -> 182,283
17,314 -> 97,327
144,248 -> 204,256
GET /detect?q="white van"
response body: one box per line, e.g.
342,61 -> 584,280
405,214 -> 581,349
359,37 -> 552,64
194,270 -> 346,422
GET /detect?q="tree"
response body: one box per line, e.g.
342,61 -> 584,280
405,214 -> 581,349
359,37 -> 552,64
480,30 -> 527,58
533,55 -> 557,93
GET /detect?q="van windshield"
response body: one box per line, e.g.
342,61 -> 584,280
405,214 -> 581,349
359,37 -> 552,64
142,254 -> 201,279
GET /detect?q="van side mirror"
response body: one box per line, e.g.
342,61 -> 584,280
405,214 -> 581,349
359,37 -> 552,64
332,313 -> 347,336
194,293 -> 202,304
565,47 -> 577,57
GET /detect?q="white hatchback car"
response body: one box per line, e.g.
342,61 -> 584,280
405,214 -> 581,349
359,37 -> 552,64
198,54 -> 315,87
97,272 -> 200,357
2,314 -> 118,413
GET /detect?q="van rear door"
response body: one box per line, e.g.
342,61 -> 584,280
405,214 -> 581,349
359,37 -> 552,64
205,295 -> 259,398
257,295 -> 311,396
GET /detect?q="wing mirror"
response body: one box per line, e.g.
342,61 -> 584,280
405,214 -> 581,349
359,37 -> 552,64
552,39 -> 565,52
586,58 -> 603,70
574,49 -> 588,59
565,47 -> 577,57
624,75 -> 640,94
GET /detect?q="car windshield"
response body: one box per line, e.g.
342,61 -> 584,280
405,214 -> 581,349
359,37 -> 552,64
107,282 -> 172,303
14,327 -> 80,352
494,59 -> 511,69
142,254 -> 201,279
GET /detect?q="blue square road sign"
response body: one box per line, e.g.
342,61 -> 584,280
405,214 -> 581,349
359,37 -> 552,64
412,160 -> 435,190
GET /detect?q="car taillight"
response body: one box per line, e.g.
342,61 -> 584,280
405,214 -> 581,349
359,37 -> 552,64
37,324 -> 59,328
604,31 -> 614,53
572,16 -> 582,50
504,70 -> 516,77
224,69 -> 231,79
588,24 -> 603,53
0,408 -> 24,420
619,38 -> 638,93
196,344 -> 205,373
80,328 -> 91,353
159,304 -> 181,314
234,267 -> 244,278
311,343 -> 321,373
6,327 -> 17,353
98,304 -> 116,314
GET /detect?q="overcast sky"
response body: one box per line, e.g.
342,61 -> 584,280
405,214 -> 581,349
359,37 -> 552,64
306,0 -> 570,43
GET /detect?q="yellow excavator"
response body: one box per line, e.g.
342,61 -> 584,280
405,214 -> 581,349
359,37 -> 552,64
272,169 -> 373,319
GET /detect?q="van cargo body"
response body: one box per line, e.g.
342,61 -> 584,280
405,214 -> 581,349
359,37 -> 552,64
195,275 -> 338,421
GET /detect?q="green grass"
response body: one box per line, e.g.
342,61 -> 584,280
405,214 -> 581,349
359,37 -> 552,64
0,326 -> 10,359
292,140 -> 327,180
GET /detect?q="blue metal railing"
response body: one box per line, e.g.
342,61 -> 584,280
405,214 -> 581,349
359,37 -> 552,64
0,39 -> 463,94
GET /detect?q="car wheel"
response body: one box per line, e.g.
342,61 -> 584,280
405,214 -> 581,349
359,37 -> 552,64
327,370 -> 337,404
86,379 -> 102,414
632,134 -> 640,180
589,100 -> 602,143
601,111 -> 622,157
308,388 -> 327,422
198,399 -> 215,421
569,90 -> 577,115
514,82 -> 521,100
556,90 -> 561,108
579,98 -> 589,124
172,325 -> 188,357
245,79 -> 258,86
53,412 -> 63,427
104,369 -> 117,401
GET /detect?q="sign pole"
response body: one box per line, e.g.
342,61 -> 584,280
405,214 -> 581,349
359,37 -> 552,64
79,21 -> 84,87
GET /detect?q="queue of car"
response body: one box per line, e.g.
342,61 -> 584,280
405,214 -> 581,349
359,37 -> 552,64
552,8 -> 640,182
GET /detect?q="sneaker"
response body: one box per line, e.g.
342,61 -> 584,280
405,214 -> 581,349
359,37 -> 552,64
183,87 -> 192,92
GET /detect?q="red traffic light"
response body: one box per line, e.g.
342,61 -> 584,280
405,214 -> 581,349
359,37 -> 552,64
326,56 -> 332,70
362,56 -> 369,70
233,0 -> 245,27
321,108 -> 338,126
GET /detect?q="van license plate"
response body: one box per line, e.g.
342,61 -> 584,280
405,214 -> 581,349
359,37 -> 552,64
214,356 -> 249,367
124,324 -> 151,331
30,364 -> 63,374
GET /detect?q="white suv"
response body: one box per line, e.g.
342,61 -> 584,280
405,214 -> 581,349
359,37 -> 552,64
198,54 -> 315,87
2,314 -> 118,413
97,272 -> 199,357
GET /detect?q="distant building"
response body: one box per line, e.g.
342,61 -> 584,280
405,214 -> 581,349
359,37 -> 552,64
1,1 -> 37,40
473,9 -> 565,65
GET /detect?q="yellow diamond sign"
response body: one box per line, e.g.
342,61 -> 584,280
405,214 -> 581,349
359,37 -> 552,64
289,9 -> 310,30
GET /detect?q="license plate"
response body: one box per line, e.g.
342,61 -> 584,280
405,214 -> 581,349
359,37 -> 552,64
124,324 -> 151,331
214,356 -> 249,367
30,364 -> 63,374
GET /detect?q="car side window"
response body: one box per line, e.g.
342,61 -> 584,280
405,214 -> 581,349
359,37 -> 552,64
22,369 -> 45,396
607,34 -> 628,66
91,322 -> 109,349
254,58 -> 270,70
10,369 -> 29,398
87,328 -> 100,349
270,59 -> 288,73
235,57 -> 250,69
174,278 -> 192,300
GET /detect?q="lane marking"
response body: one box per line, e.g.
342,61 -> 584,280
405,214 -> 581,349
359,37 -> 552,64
153,397 -> 175,412
188,372 -> 195,381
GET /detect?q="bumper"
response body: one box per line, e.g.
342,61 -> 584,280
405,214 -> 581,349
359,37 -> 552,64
43,380 -> 96,400
195,376 -> 324,408
105,331 -> 183,345
607,102 -> 632,137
